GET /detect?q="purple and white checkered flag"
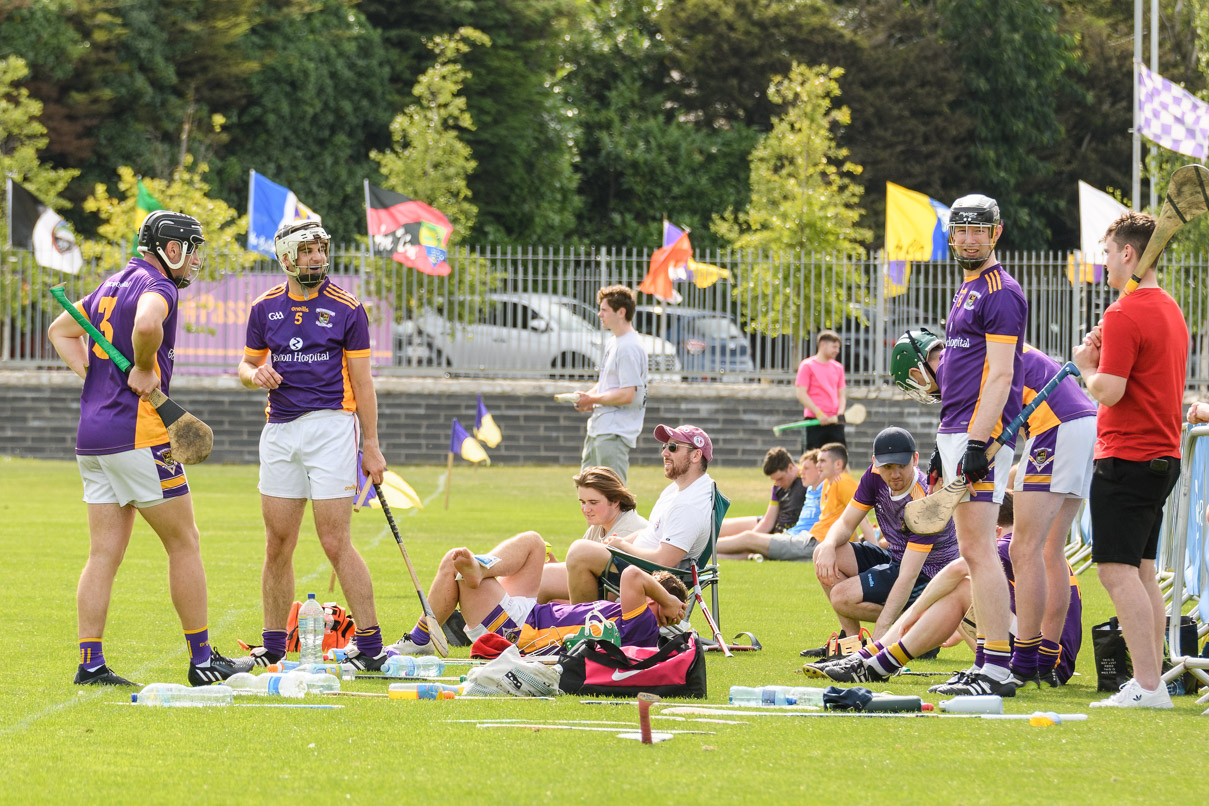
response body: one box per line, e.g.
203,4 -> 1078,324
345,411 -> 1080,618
1137,63 -> 1209,159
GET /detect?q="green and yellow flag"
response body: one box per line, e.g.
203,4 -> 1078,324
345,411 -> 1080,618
132,179 -> 162,255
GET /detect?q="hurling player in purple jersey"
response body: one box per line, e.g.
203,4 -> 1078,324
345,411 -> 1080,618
48,211 -> 240,687
812,427 -> 959,644
235,220 -> 389,672
893,330 -> 1094,687
385,532 -> 687,656
928,194 -> 1027,697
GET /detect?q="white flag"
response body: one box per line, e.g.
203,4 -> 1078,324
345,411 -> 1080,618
1074,181 -> 1127,284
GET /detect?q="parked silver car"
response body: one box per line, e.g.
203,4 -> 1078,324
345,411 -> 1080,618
396,292 -> 681,380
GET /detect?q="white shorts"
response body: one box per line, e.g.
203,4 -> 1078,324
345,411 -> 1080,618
465,592 -> 538,640
1013,417 -> 1095,498
937,432 -> 1014,504
258,410 -> 360,500
77,443 -> 189,508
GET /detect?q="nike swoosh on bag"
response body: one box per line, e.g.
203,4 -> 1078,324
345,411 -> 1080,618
611,669 -> 643,681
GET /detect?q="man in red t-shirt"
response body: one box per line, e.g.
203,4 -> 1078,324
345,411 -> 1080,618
795,330 -> 847,451
1072,210 -> 1187,710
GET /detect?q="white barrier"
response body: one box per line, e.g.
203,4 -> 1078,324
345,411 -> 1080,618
1160,424 -> 1209,698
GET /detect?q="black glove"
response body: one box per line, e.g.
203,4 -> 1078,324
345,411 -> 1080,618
958,439 -> 990,484
927,447 -> 943,488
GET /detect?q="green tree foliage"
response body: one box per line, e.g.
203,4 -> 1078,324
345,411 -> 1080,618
210,0 -> 393,242
368,27 -> 499,322
363,0 -> 581,245
0,56 -> 79,234
371,27 -> 489,238
939,0 -> 1080,249
83,162 -> 251,278
560,0 -> 759,249
714,64 -> 869,335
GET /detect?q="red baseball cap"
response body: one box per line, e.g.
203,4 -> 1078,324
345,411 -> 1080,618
653,424 -> 713,461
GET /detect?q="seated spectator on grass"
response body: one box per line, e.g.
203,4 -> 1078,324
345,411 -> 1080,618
389,532 -> 687,656
719,450 -> 822,561
538,466 -> 647,601
805,493 -> 1082,690
811,428 -> 960,642
559,424 -> 715,604
716,447 -> 806,556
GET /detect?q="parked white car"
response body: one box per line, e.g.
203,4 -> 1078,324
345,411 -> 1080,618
396,292 -> 681,380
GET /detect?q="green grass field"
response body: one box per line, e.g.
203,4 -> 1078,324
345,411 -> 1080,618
2,456 -> 1206,804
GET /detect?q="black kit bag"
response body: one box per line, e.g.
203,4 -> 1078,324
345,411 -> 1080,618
1094,615 -> 1200,693
557,632 -> 707,699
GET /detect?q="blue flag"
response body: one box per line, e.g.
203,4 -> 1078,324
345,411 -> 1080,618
247,170 -> 322,257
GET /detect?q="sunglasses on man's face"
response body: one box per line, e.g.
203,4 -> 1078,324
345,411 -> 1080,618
661,442 -> 695,454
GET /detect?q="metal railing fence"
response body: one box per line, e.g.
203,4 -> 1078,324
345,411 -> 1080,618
4,244 -> 1209,387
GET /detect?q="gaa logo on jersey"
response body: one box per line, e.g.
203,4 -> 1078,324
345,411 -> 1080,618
289,336 -> 304,351
316,308 -> 335,328
963,290 -> 981,310
1030,448 -> 1052,470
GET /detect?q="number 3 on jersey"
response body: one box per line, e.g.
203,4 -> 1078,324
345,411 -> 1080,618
91,296 -> 117,360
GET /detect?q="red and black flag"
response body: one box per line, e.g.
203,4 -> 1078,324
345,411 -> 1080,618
364,181 -> 454,276
5,178 -> 83,273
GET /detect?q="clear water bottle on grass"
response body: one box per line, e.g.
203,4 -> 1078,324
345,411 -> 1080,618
224,672 -> 307,698
298,593 -> 324,665
293,672 -> 340,694
729,685 -> 793,705
381,655 -> 446,678
132,683 -> 234,707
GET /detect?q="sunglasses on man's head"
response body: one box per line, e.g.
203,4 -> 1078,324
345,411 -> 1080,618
661,442 -> 695,453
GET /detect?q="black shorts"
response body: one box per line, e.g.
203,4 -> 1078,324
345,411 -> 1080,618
1089,456 -> 1181,567
803,422 -> 847,451
850,542 -> 931,609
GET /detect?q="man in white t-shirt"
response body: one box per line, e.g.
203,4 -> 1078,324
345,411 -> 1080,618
563,424 -> 715,603
573,286 -> 648,483
795,330 -> 847,451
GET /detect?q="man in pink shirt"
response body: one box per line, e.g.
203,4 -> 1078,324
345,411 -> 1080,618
795,330 -> 847,451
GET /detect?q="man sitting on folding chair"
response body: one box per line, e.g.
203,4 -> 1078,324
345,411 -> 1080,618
558,424 -> 716,604
388,531 -> 687,656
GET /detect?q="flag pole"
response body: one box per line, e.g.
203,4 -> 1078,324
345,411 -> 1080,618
364,179 -> 374,258
1132,0 -> 1142,208
444,452 -> 455,510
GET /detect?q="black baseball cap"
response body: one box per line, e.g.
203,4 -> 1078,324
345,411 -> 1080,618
873,427 -> 917,467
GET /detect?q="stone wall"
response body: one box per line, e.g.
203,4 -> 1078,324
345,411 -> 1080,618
0,372 -> 942,467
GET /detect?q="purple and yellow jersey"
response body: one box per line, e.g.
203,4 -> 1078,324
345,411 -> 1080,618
998,533 -> 1082,684
852,466 -> 959,579
936,263 -> 1027,447
242,277 -> 371,423
75,259 -> 179,455
484,600 -> 660,652
1019,344 -> 1096,438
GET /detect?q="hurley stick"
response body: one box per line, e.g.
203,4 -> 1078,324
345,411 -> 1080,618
1128,163 -> 1209,293
375,483 -> 450,657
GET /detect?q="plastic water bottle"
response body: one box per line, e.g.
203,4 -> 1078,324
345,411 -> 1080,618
293,671 -> 340,694
297,593 -> 324,665
132,683 -> 234,707
265,660 -> 302,673
381,655 -> 446,678
729,685 -> 794,706
296,662 -> 355,681
786,686 -> 827,707
387,682 -> 459,700
939,695 -> 1003,714
224,672 -> 307,698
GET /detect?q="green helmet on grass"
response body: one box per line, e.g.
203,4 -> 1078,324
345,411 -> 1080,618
891,329 -> 943,404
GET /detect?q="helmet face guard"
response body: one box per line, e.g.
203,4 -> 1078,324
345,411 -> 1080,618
274,220 -> 330,289
136,210 -> 206,288
948,194 -> 1001,271
891,328 -> 943,404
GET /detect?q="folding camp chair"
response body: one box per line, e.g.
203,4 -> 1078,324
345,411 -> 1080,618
602,483 -> 757,651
